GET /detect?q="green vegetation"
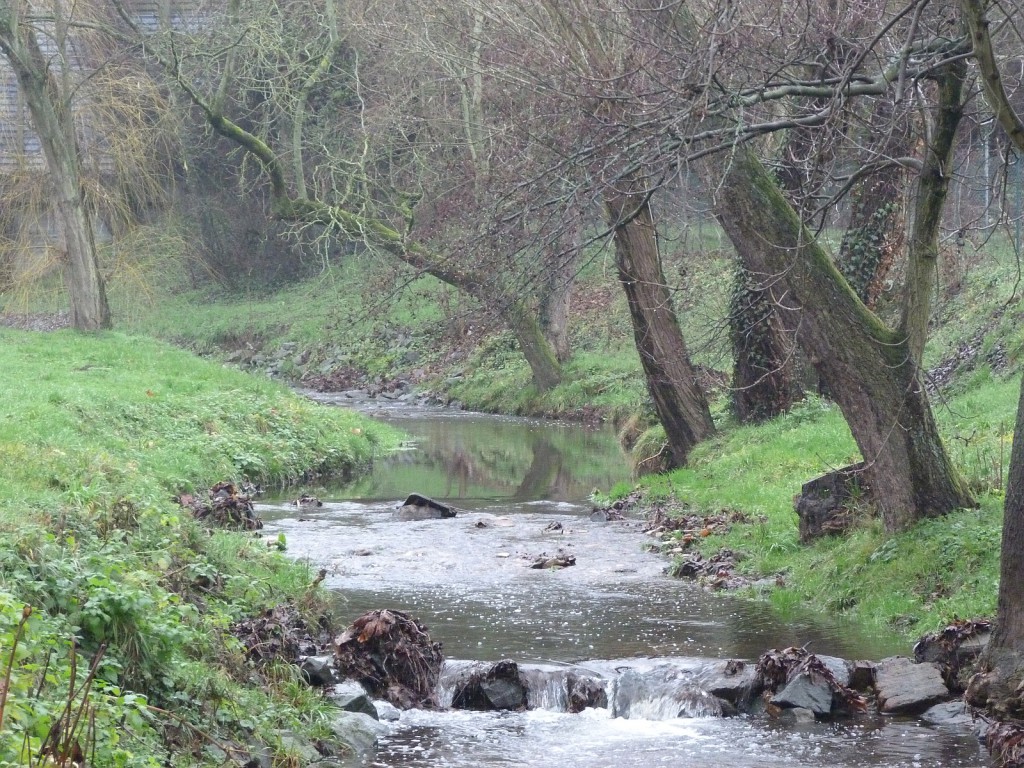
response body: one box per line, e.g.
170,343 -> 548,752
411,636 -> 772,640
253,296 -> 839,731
102,225 -> 1023,642
628,381 -> 1013,637
2,224 -> 1020,763
0,329 -> 401,766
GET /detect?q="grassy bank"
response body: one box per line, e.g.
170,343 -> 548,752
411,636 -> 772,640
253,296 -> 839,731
0,329 -> 401,766
617,376 -> 1016,640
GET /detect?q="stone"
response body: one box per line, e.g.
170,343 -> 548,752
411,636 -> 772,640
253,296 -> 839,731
331,680 -> 379,719
300,655 -> 337,687
451,660 -> 528,711
913,621 -> 991,691
816,655 -> 852,688
771,671 -> 834,716
920,700 -> 973,728
697,659 -> 760,710
329,711 -> 388,756
874,656 -> 950,714
794,462 -> 868,542
273,731 -> 322,764
394,493 -> 457,521
373,700 -> 402,721
566,674 -> 609,713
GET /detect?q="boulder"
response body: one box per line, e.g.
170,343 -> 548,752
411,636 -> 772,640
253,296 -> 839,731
697,659 -> 760,710
565,673 -> 609,713
300,655 -> 338,687
759,650 -> 864,718
331,680 -> 379,719
329,711 -> 388,757
771,671 -> 833,716
794,462 -> 868,542
394,493 -> 457,521
913,619 -> 991,691
920,700 -> 974,728
451,660 -> 529,711
816,655 -> 853,687
373,700 -> 402,722
873,656 -> 950,714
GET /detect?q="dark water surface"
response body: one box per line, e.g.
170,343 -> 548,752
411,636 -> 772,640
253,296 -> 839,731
259,399 -> 990,768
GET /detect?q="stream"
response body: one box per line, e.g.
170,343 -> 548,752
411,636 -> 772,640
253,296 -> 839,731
258,396 -> 990,767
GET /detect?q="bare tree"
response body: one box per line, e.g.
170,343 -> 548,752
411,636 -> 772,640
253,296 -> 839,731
114,0 -> 571,392
0,0 -> 110,329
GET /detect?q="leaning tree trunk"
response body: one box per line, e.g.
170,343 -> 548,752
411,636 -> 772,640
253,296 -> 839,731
606,187 -> 715,468
500,301 -> 564,394
714,147 -> 973,532
0,9 -> 111,330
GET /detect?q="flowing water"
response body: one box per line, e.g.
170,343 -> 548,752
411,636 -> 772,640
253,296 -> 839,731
259,396 -> 990,768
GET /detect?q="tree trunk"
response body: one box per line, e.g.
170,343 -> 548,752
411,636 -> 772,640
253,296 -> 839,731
836,99 -> 911,309
994,380 -> 1024,655
714,147 -> 973,532
0,6 -> 111,330
899,61 -> 966,363
965,379 -> 1024,718
728,264 -> 802,423
538,221 -> 580,364
606,187 -> 715,468
501,301 -> 563,394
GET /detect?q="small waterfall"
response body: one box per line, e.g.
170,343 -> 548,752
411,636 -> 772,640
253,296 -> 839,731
434,659 -> 730,720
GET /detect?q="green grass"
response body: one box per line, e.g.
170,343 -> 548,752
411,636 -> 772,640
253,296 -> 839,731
0,329 -> 403,766
633,375 -> 1015,640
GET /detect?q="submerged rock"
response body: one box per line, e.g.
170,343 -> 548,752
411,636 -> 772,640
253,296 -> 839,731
394,493 -> 457,521
612,666 -> 725,719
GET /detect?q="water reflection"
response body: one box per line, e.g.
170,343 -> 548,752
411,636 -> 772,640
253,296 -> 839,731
286,401 -> 627,505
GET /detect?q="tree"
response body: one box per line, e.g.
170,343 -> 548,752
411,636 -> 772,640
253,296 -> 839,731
462,0 -> 718,466
959,0 -> 1024,716
0,0 -> 110,329
115,0 -> 569,392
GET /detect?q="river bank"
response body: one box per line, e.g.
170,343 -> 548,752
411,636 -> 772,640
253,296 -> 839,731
0,328 -> 403,766
251,404 -> 989,768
